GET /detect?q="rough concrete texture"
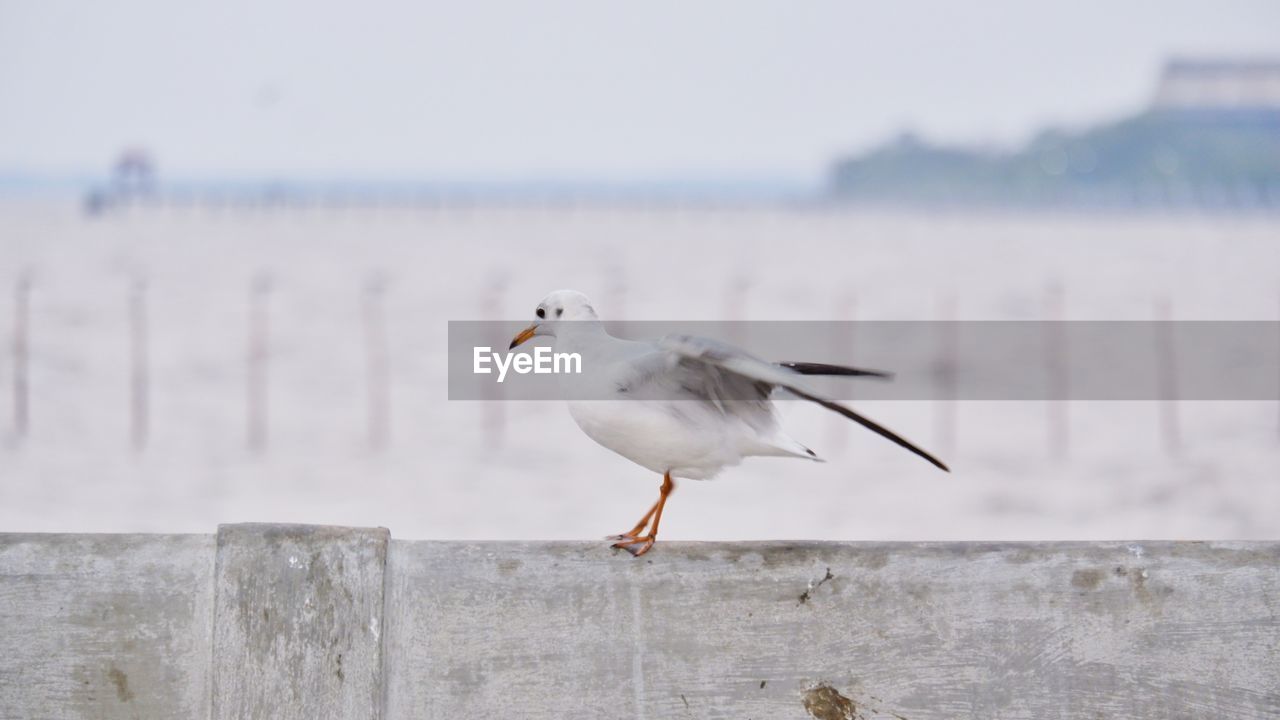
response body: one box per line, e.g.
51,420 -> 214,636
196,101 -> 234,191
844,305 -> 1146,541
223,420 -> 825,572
0,533 -> 213,720
212,524 -> 388,720
2,529 -> 1278,719
384,540 -> 1280,719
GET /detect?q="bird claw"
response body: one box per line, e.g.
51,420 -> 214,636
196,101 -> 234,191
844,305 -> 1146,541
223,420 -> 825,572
610,536 -> 655,557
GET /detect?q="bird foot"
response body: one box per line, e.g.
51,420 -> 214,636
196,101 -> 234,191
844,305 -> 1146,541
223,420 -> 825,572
609,535 -> 656,557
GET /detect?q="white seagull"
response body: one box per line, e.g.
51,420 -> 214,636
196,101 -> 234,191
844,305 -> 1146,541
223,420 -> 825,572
509,289 -> 949,556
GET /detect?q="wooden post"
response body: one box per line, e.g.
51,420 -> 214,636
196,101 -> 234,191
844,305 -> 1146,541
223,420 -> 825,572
826,292 -> 856,454
722,275 -> 753,346
480,272 -> 507,448
603,261 -> 628,322
130,276 -> 149,452
248,274 -> 272,455
934,293 -> 958,458
1044,282 -> 1069,461
12,272 -> 31,440
1155,297 -> 1181,457
363,274 -> 391,452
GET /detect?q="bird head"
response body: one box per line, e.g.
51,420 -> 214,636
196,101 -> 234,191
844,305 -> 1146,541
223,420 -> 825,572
509,289 -> 600,348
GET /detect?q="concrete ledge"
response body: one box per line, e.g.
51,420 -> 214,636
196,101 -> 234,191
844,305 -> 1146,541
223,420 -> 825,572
212,524 -> 388,720
2,528 -> 1278,719
0,533 -> 214,718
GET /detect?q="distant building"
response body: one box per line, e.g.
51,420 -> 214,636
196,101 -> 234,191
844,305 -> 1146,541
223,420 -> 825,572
1152,59 -> 1280,110
85,148 -> 157,216
112,148 -> 156,194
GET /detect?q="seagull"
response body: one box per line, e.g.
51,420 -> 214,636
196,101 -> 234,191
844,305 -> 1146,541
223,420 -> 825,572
509,289 -> 949,557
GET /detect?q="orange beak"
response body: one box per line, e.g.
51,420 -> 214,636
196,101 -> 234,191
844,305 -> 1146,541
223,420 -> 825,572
509,324 -> 538,349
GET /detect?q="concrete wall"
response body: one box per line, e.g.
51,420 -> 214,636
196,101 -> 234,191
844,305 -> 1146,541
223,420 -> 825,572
1,526 -> 1278,719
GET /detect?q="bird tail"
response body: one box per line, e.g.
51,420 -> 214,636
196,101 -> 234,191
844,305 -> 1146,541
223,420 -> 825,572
751,432 -> 825,462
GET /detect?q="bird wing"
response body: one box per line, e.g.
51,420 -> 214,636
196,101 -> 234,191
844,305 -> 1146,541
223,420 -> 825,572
778,361 -> 893,379
646,334 -> 949,472
610,336 -> 781,437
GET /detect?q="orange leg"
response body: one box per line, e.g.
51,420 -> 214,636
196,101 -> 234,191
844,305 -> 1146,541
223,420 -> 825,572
605,497 -> 661,543
610,472 -> 675,557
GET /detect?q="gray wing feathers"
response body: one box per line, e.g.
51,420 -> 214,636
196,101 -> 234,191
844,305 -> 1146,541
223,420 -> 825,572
656,334 -> 950,472
612,336 -> 778,434
656,334 -> 818,395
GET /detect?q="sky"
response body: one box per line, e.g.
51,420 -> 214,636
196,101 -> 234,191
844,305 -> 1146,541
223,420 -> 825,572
1,0 -> 1278,184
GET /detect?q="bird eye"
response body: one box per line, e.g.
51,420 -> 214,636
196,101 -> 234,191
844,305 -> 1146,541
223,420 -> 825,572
536,308 -> 545,319
556,308 -> 564,317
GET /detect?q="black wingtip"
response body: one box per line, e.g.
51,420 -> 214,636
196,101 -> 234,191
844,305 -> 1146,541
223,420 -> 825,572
788,387 -> 949,472
780,362 -> 893,380
907,447 -> 950,473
